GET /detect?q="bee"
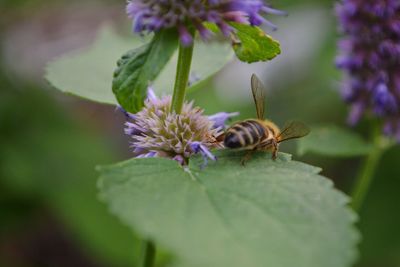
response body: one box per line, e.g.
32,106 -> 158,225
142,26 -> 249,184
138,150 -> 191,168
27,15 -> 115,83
224,74 -> 310,164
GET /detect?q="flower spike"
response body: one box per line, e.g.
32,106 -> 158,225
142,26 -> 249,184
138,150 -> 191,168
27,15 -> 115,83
120,88 -> 237,167
336,0 -> 400,141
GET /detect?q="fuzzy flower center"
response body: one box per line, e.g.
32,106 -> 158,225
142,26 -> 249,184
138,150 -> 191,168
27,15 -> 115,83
121,90 -> 238,166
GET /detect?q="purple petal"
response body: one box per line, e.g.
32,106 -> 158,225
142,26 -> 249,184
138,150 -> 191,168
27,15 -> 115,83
125,122 -> 143,136
217,21 -> 233,36
116,105 -> 136,120
136,151 -> 157,158
190,141 -> 217,168
208,112 -> 239,129
373,83 -> 398,115
347,102 -> 365,126
173,155 -> 186,165
147,85 -> 158,102
262,6 -> 288,16
178,26 -> 193,46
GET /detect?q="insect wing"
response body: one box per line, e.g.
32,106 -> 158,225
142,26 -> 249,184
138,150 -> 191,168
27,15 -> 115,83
251,74 -> 265,120
278,121 -> 310,142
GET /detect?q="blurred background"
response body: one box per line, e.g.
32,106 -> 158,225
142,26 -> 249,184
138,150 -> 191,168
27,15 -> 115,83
0,0 -> 399,266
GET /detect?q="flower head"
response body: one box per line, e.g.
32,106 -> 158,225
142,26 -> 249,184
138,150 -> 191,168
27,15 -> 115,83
336,0 -> 400,141
127,0 -> 286,45
121,89 -> 238,166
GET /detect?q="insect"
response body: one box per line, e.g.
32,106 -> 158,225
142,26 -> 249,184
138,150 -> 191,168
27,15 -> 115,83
223,74 -> 310,164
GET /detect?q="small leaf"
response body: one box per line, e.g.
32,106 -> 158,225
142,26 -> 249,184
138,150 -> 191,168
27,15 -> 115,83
45,25 -> 233,107
230,22 -> 281,63
112,29 -> 178,112
98,150 -> 359,267
297,125 -> 372,157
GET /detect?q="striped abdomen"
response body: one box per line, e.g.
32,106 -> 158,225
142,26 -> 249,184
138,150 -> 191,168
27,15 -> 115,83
224,119 -> 269,149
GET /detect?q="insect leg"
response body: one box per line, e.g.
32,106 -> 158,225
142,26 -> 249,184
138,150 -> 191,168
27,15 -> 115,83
257,139 -> 279,160
241,150 -> 255,166
271,140 -> 279,160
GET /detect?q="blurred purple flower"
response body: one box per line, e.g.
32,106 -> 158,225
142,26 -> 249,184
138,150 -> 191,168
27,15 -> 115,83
336,0 -> 400,141
121,88 -> 238,166
126,0 -> 286,45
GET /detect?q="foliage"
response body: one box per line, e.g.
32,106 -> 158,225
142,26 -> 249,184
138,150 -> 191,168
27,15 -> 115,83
45,26 -> 233,107
39,3 -> 399,267
44,15 -> 362,267
230,23 -> 281,63
98,151 -> 359,267
4,1 -> 400,267
205,22 -> 281,63
112,29 -> 178,112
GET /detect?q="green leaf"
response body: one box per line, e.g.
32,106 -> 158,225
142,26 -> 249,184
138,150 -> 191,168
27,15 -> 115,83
98,150 -> 359,267
45,26 -> 140,106
230,22 -> 281,63
297,125 -> 372,157
45,25 -> 233,107
113,29 -> 178,112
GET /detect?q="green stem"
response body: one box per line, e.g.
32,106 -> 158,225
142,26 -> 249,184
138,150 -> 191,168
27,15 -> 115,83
139,240 -> 156,267
171,29 -> 195,114
351,124 -> 389,212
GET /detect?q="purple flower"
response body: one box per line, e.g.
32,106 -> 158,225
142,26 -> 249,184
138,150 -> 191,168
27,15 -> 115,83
121,88 -> 237,166
336,0 -> 400,141
126,0 -> 286,45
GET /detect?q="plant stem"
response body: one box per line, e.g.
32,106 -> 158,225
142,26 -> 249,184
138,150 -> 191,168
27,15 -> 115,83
140,240 -> 156,267
351,124 -> 389,212
171,30 -> 195,114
